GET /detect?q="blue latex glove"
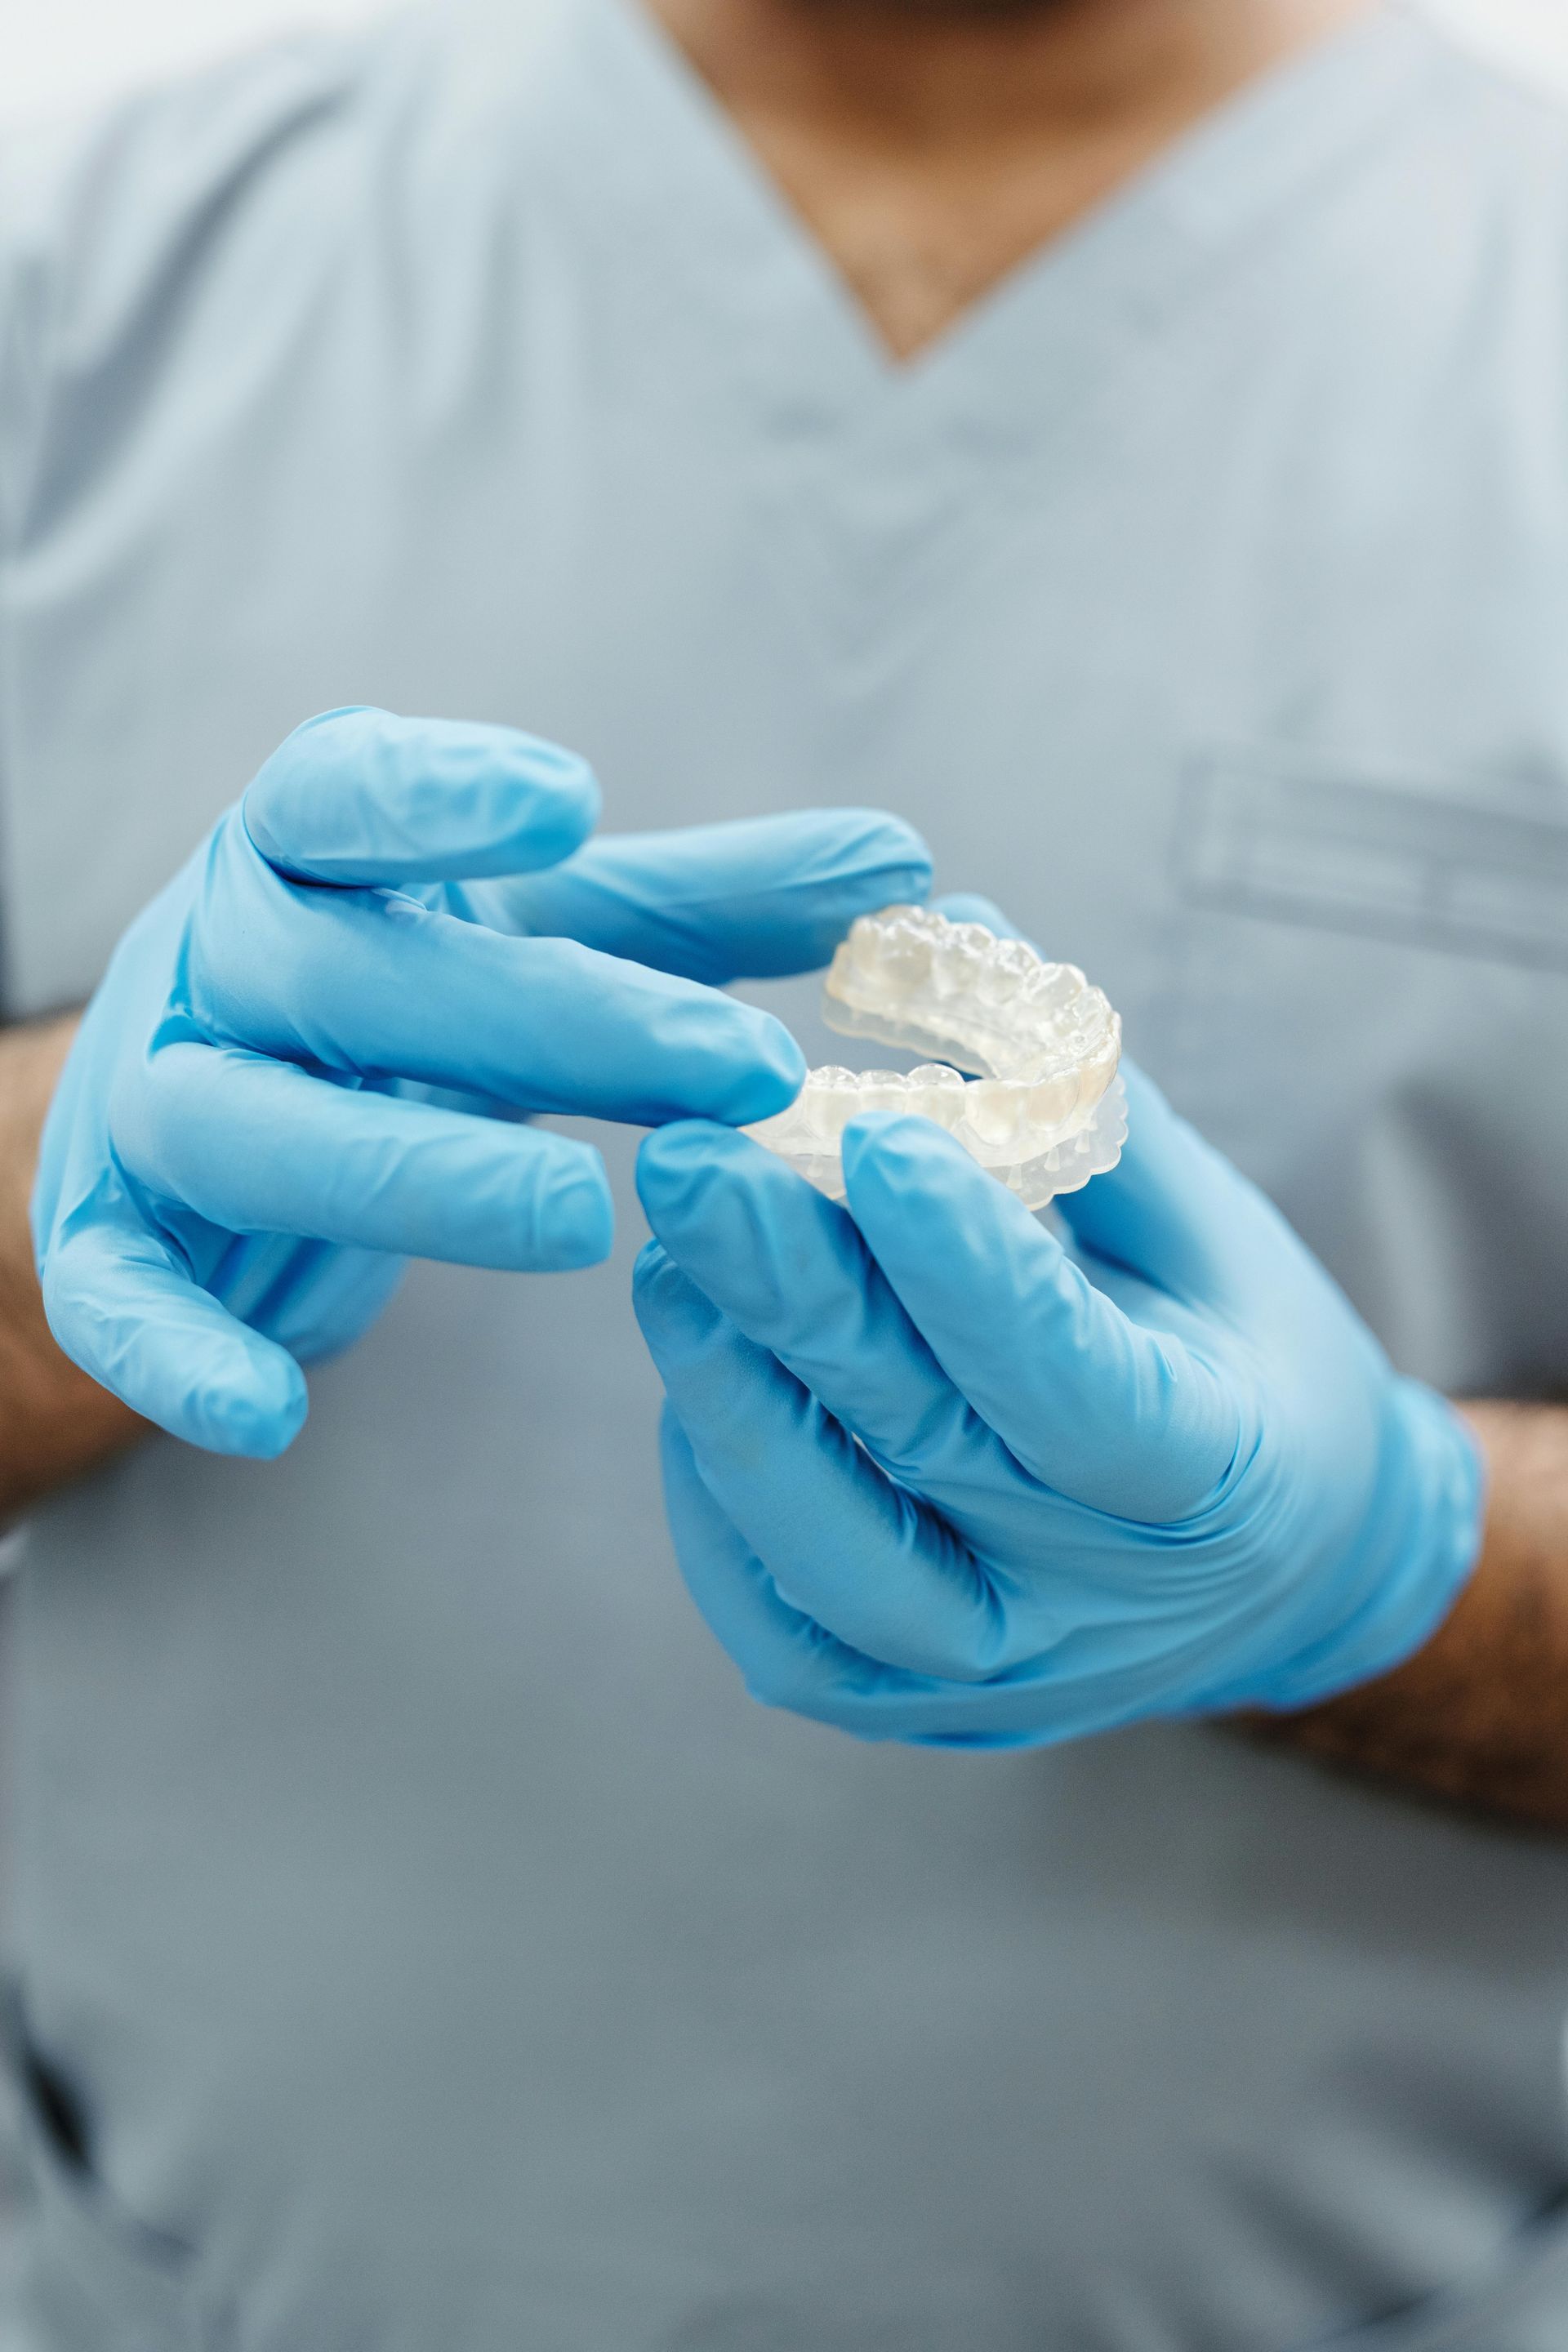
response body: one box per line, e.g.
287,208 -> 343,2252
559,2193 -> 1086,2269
633,912 -> 1483,1743
35,706 -> 929,1459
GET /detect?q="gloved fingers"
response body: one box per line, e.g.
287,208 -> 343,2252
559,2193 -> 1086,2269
189,862 -> 805,1127
1050,1060 -> 1314,1325
497,810 -> 932,981
659,1406 -> 926,1734
1073,1244 -> 1229,1363
662,1411 -> 1072,1748
113,1041 -> 614,1270
242,708 -> 600,886
216,1232 -> 406,1365
635,1245 -> 1019,1679
636,1121 -> 1018,1500
840,1114 -> 1238,1521
40,1178 -> 307,1456
927,896 -> 1292,1325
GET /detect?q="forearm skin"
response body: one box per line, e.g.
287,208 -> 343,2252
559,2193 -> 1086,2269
1256,1403 -> 1568,1831
0,1016 -> 141,1523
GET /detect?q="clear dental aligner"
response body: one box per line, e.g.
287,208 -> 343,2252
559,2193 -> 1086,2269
744,906 -> 1127,1212
823,904 -> 1120,1087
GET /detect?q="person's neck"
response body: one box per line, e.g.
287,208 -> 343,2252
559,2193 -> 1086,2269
646,0 -> 1376,357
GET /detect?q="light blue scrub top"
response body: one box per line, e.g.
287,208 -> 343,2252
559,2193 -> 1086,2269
6,3 -> 1568,2345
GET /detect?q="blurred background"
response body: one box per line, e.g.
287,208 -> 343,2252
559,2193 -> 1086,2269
1,0 -> 1567,124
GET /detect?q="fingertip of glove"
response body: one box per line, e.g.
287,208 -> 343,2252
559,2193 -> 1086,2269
841,1111 -> 1008,1241
633,1233 -> 669,1281
194,1358 -> 310,1459
492,732 -> 601,866
838,810 -> 933,896
841,1108 -> 961,1187
631,1240 -> 719,1348
631,1235 -> 675,1315
707,1013 -> 806,1125
245,709 -> 602,883
637,1127 -> 810,1307
637,1120 -> 746,1214
536,1157 -> 615,1269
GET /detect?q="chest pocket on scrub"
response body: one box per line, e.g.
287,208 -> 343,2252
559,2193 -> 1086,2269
1177,746 -> 1568,970
1158,746 -> 1568,1396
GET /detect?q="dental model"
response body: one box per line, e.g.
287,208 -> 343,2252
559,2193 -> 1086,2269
744,906 -> 1126,1209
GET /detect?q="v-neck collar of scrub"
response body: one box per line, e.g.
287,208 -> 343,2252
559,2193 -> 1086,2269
525,0 -> 1452,663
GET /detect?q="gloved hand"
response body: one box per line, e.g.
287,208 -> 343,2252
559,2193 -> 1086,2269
633,908 -> 1483,1742
35,706 -> 929,1460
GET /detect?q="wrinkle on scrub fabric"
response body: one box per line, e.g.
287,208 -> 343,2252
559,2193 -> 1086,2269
5,2 -> 1568,2345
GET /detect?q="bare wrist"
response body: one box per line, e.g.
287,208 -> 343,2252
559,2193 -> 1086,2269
0,1017 -> 142,1522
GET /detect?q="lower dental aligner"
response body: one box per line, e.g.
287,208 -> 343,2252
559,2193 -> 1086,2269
744,906 -> 1126,1212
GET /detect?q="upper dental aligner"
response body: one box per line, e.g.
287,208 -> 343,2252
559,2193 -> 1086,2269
823,905 -> 1120,1095
742,907 -> 1126,1211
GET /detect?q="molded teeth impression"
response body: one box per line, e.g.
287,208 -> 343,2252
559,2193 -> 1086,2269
826,905 -> 1119,1086
743,906 -> 1125,1211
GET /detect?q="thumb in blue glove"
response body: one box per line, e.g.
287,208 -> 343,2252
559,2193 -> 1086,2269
633,928 -> 1481,1744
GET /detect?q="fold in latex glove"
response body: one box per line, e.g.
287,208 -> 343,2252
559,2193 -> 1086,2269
35,706 -> 929,1459
634,934 -> 1482,1740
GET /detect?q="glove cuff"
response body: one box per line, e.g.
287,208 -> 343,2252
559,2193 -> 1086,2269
1241,1380 -> 1486,1713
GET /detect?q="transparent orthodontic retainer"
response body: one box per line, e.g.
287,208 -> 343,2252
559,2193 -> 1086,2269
742,905 -> 1127,1211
